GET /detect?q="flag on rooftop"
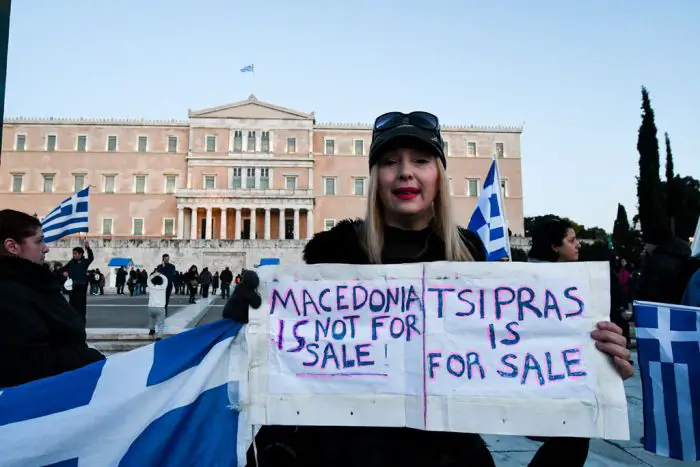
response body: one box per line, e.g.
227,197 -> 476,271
41,187 -> 90,243
634,300 -> 700,461
240,64 -> 254,73
0,320 -> 254,466
467,157 -> 510,261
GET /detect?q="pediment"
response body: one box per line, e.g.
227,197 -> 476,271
188,95 -> 313,120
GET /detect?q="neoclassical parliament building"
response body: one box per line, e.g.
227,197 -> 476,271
0,95 -> 525,244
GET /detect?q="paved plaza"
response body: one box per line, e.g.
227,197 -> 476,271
84,293 -> 691,466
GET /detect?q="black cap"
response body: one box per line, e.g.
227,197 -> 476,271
368,124 -> 446,169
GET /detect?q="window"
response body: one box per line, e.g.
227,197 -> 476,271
286,137 -> 296,153
324,139 -> 335,155
500,179 -> 508,197
232,168 -> 242,189
442,139 -> 449,156
73,174 -> 86,192
132,218 -> 144,236
104,175 -> 116,194
206,135 -> 216,152
107,135 -> 118,152
165,175 -> 177,194
354,139 -> 364,156
353,177 -> 365,196
46,134 -> 57,151
204,175 -> 216,190
234,131 -> 243,152
324,177 -> 336,196
285,176 -> 297,190
467,179 -> 479,197
260,168 -> 270,189
11,174 -> 23,193
77,135 -> 87,152
102,218 -> 113,236
15,134 -> 26,151
167,136 -> 178,153
261,131 -> 270,153
246,168 -> 255,189
324,219 -> 336,231
43,174 -> 54,193
138,136 -> 148,152
467,141 -> 477,157
163,218 -> 175,236
134,175 -> 147,194
496,142 -> 504,159
247,131 -> 256,152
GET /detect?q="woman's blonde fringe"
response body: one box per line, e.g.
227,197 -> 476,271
361,162 -> 474,264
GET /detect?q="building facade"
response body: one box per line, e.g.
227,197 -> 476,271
0,95 -> 525,244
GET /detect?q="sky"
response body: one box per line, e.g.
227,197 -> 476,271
5,0 -> 699,230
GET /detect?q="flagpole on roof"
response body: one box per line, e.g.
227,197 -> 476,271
492,154 -> 512,259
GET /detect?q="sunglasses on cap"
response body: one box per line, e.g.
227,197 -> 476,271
373,111 -> 440,132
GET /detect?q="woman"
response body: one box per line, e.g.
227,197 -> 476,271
0,209 -> 105,388
248,112 -> 633,467
185,265 -> 199,304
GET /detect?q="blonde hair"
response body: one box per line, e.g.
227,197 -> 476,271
361,161 -> 475,264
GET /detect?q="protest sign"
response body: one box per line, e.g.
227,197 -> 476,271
247,261 -> 629,440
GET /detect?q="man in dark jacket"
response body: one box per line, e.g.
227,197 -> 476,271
636,226 -> 692,305
220,266 -> 233,299
62,240 -> 94,324
0,209 -> 105,388
223,269 -> 261,322
156,253 -> 176,315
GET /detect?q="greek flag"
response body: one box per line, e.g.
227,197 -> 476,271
41,187 -> 90,243
634,301 -> 700,461
240,64 -> 254,73
467,158 -> 510,261
0,320 -> 254,466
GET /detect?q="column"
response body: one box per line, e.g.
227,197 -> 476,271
177,207 -> 185,239
264,208 -> 271,240
235,209 -> 242,240
278,208 -> 285,240
250,208 -> 257,239
220,208 -> 227,240
190,207 -> 198,239
293,208 -> 300,240
205,207 -> 213,240
306,209 -> 314,239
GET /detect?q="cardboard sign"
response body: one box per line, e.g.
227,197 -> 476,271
247,262 -> 629,440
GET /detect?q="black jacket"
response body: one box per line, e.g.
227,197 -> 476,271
0,256 -> 105,388
62,247 -> 94,285
223,270 -> 261,323
248,219 -> 494,467
636,236 -> 691,305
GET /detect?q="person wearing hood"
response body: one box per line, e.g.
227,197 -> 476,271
635,226 -> 692,305
223,269 -> 261,322
0,209 -> 105,388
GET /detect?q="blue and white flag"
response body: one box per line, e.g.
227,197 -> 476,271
41,187 -> 90,243
0,320 -> 254,466
634,301 -> 700,461
240,64 -> 254,73
467,158 -> 510,261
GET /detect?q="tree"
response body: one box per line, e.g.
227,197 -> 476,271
636,86 -> 666,238
665,132 -> 679,234
524,216 -> 606,240
612,204 -> 631,252
660,175 -> 700,240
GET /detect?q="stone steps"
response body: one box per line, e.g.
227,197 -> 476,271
87,331 -> 175,356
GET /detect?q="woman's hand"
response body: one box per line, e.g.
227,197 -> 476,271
591,321 -> 634,380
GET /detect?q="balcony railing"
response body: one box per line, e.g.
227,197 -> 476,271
176,188 -> 314,198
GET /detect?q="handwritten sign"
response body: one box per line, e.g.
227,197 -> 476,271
247,262 -> 629,440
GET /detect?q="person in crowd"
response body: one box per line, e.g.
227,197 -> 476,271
212,271 -> 220,296
222,269 -> 261,322
139,269 -> 148,295
146,272 -> 168,340
61,240 -> 94,324
682,249 -> 700,306
96,269 -> 105,295
0,209 -> 104,388
220,266 -> 233,299
173,271 -> 183,295
115,266 -> 127,295
185,265 -> 199,304
616,258 -> 632,306
89,269 -> 100,295
635,226 -> 692,305
240,111 -> 633,467
199,267 -> 213,298
128,269 -> 138,296
156,253 -> 176,316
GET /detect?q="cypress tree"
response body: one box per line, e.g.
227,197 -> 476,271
636,87 -> 665,239
665,132 -> 677,234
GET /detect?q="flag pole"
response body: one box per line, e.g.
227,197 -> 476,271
492,154 -> 512,259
